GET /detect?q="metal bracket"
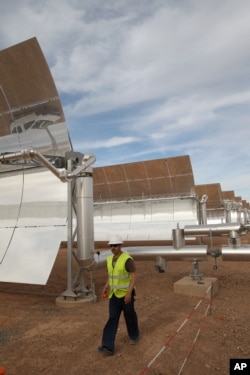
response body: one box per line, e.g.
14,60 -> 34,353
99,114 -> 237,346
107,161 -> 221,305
190,259 -> 203,280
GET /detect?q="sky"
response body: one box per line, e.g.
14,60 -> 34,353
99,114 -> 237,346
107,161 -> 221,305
0,0 -> 249,203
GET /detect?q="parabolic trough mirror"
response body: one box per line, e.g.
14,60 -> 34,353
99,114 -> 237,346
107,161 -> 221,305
0,38 -> 72,284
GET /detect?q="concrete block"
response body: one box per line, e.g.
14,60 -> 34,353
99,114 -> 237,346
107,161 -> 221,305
56,295 -> 95,308
174,276 -> 219,300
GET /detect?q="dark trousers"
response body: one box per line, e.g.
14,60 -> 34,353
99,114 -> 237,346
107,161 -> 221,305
101,293 -> 139,352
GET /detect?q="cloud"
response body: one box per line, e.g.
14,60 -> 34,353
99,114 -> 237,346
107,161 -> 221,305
53,0 -> 250,117
0,0 -> 250,202
74,135 -> 137,151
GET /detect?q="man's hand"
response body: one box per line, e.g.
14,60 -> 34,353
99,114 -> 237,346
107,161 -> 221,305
101,290 -> 108,299
124,292 -> 132,304
101,281 -> 109,299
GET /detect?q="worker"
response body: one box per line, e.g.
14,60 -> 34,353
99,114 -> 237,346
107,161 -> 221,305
97,234 -> 140,355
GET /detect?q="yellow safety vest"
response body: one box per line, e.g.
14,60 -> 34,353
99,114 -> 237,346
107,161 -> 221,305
107,252 -> 132,298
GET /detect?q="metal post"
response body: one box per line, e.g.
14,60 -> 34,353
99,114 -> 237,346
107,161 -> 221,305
62,159 -> 76,298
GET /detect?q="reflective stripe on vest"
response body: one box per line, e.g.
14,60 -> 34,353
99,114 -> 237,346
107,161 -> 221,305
107,252 -> 132,298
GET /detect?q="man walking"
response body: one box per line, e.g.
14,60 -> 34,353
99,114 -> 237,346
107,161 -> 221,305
97,234 -> 140,355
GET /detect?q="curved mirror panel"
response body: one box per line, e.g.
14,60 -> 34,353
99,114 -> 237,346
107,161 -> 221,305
94,197 -> 198,242
93,156 -> 199,243
0,38 -> 72,284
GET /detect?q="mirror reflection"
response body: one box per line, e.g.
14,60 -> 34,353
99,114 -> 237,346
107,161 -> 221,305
0,38 -> 72,284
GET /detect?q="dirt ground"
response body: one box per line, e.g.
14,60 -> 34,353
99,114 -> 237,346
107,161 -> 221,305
0,247 -> 250,375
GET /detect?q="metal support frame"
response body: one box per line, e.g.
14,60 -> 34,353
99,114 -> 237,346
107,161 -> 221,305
61,152 -> 96,302
61,159 -> 76,298
0,148 -> 96,301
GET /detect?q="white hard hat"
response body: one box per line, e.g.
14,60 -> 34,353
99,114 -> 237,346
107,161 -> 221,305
108,234 -> 123,245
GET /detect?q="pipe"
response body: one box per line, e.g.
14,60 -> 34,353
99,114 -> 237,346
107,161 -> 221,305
0,149 -> 96,182
0,149 -> 63,179
172,226 -> 185,249
184,223 -> 242,236
221,246 -> 250,261
125,246 -> 208,261
93,245 -> 208,268
199,194 -> 208,225
94,244 -> 250,267
76,168 -> 94,262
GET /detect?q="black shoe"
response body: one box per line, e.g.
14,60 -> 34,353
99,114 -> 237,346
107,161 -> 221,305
129,337 -> 139,345
97,346 -> 114,356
